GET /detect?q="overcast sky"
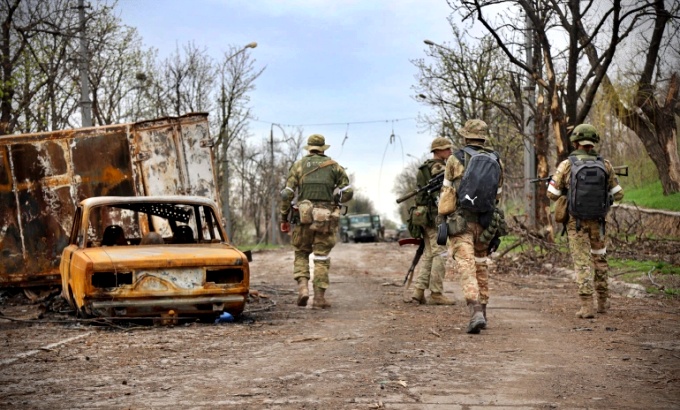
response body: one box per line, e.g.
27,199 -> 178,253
116,0 -> 458,223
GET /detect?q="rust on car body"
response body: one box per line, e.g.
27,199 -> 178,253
0,113 -> 220,289
60,195 -> 247,319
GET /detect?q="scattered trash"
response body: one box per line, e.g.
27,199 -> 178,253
215,312 -> 234,324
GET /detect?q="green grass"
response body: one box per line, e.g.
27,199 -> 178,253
609,258 -> 680,276
609,258 -> 680,297
620,180 -> 680,211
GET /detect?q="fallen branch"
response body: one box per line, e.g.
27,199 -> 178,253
647,267 -> 664,290
498,239 -> 523,258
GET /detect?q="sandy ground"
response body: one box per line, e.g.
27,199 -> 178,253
1,241 -> 679,409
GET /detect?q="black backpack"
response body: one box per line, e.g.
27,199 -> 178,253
568,155 -> 610,220
456,146 -> 501,214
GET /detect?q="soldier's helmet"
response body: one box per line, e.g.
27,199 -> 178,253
459,119 -> 489,142
430,137 -> 453,152
570,123 -> 599,146
304,134 -> 330,151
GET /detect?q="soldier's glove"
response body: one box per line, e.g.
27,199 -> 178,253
435,214 -> 445,225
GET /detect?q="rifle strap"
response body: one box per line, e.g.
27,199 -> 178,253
301,159 -> 337,180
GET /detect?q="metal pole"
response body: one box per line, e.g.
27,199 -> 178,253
219,42 -> 257,240
269,125 -> 277,245
523,13 -> 536,228
78,0 -> 92,127
221,80 -> 232,240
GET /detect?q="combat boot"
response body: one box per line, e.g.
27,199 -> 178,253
575,295 -> 595,318
410,288 -> 425,304
466,301 -> 486,334
480,304 -> 488,329
313,286 -> 331,309
296,278 -> 309,307
596,295 -> 610,314
427,292 -> 455,305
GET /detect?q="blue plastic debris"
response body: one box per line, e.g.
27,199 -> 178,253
215,312 -> 234,323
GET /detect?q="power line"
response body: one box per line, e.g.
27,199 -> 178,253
252,117 -> 416,128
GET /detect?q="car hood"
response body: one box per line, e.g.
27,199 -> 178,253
81,244 -> 246,270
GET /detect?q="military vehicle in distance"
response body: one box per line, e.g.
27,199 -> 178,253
339,213 -> 384,243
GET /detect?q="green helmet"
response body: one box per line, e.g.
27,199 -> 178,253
430,137 -> 453,152
570,124 -> 600,145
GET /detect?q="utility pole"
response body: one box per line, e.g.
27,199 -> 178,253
269,124 -> 277,245
218,42 -> 257,240
523,13 -> 537,228
78,0 -> 92,127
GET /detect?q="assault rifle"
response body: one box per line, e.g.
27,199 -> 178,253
398,237 -> 424,287
529,165 -> 629,184
396,172 -> 444,204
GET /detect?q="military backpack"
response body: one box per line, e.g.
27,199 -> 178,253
456,146 -> 501,214
567,155 -> 610,220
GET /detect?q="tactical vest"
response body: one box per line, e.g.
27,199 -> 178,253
297,155 -> 336,202
415,159 -> 440,211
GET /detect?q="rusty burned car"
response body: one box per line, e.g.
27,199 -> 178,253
59,196 -> 249,320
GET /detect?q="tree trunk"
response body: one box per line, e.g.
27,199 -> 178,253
613,73 -> 680,195
627,113 -> 680,195
534,91 -> 553,241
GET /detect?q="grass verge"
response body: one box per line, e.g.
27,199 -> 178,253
621,181 -> 680,211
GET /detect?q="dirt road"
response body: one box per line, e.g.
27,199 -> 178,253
1,242 -> 678,409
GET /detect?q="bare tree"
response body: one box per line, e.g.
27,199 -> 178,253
0,0 -> 158,133
345,192 -> 377,215
392,160 -> 421,224
572,0 -> 680,194
213,44 -> 264,238
412,23 -> 528,218
0,0 -> 82,134
453,0 -> 679,194
153,41 -> 215,117
85,5 -> 154,125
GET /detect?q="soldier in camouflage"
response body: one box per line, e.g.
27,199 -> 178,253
410,137 -> 456,305
438,119 -> 504,334
280,134 -> 353,309
547,124 -> 624,318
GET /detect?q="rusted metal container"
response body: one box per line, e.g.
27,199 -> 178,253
0,113 -> 221,288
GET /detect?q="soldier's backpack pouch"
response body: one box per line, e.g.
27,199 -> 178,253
310,205 -> 332,233
438,185 -> 457,215
329,207 -> 341,231
554,195 -> 568,223
298,199 -> 314,224
407,206 -> 423,239
410,205 -> 430,227
446,211 -> 468,237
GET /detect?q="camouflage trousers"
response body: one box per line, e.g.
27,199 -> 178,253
447,220 -> 490,304
566,218 -> 609,297
291,223 -> 337,289
414,225 -> 448,293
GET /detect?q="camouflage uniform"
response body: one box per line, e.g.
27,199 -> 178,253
547,126 -> 624,317
412,156 -> 452,303
442,147 -> 503,304
439,119 -> 504,333
280,134 -> 352,308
